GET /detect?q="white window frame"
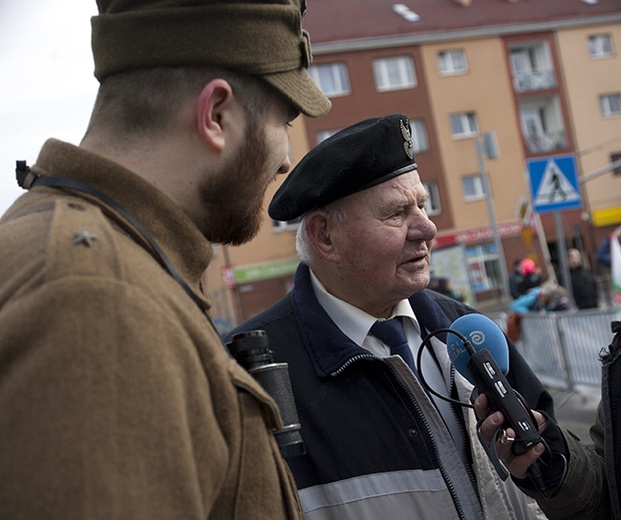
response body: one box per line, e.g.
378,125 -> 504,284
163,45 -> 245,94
466,243 -> 502,292
600,93 -> 621,117
589,34 -> 614,58
423,181 -> 441,216
393,4 -> 420,22
438,49 -> 468,76
450,112 -> 478,138
599,92 -> 621,117
462,174 -> 485,201
373,56 -> 417,92
308,63 -> 350,98
509,42 -> 555,92
409,118 -> 429,153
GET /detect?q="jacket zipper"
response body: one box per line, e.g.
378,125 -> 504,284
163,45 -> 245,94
332,356 -> 467,520
450,365 -> 481,501
387,361 -> 467,520
331,353 -> 374,376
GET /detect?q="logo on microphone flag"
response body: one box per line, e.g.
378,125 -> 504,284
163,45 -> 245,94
467,330 -> 486,346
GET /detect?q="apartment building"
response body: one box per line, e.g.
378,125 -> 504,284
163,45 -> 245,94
206,0 -> 621,326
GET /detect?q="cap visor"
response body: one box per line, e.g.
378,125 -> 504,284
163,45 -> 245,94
262,68 -> 331,118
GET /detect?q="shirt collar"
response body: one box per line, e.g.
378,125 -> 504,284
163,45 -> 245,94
309,269 -> 421,346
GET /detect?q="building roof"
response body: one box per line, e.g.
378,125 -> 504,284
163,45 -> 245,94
304,0 -> 621,52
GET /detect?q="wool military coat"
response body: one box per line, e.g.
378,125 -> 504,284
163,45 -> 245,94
0,139 -> 303,520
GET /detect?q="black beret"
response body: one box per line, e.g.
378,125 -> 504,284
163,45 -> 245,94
269,114 -> 418,221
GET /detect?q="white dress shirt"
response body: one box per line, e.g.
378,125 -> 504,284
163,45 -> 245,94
309,269 -> 466,457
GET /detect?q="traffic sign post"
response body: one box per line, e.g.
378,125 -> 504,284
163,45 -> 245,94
526,153 -> 580,307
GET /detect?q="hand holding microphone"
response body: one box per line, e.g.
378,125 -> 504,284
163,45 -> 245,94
446,314 -> 543,456
474,393 -> 548,480
419,313 -> 562,495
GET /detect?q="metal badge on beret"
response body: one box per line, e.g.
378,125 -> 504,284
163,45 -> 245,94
400,119 -> 414,160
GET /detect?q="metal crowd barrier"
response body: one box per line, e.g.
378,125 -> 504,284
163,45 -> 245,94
487,308 -> 621,400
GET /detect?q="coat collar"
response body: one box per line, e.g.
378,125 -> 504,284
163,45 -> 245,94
30,139 -> 213,296
291,263 -> 452,377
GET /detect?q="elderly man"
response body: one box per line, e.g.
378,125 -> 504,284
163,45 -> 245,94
0,0 -> 330,518
226,114 -> 555,519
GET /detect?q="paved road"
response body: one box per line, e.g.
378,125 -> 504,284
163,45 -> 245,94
551,385 -> 600,444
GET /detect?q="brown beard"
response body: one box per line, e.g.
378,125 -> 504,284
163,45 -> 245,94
200,119 -> 272,245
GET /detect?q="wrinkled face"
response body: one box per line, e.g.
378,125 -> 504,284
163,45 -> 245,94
329,170 -> 437,317
201,98 -> 294,245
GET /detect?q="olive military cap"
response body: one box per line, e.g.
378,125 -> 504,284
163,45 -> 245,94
269,114 -> 418,221
91,0 -> 331,118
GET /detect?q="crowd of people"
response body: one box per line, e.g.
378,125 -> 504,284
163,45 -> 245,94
508,249 -> 601,315
497,235 -> 620,518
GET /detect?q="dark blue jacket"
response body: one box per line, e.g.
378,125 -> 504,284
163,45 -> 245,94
226,263 -> 553,519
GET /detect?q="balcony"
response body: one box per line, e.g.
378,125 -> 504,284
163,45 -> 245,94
513,69 -> 556,93
524,130 -> 567,155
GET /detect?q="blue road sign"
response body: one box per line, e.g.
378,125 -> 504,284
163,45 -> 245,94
527,154 -> 582,214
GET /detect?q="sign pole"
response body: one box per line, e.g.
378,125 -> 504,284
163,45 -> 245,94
527,153 -> 582,307
533,212 -> 557,283
554,211 -> 574,307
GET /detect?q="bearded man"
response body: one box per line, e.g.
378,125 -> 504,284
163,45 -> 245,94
0,1 -> 330,518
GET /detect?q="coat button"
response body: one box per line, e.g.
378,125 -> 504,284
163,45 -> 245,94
408,428 -> 418,438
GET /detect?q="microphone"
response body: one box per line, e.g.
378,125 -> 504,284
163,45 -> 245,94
447,313 -> 509,383
420,314 -> 557,495
446,314 -> 541,455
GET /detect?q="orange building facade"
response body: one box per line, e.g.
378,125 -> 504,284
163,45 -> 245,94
206,1 -> 621,327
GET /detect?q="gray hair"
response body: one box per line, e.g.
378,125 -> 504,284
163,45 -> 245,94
295,200 -> 350,264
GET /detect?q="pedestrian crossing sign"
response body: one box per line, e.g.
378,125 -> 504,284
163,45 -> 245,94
527,154 -> 582,214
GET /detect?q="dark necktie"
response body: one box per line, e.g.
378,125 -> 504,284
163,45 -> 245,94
370,317 -> 417,373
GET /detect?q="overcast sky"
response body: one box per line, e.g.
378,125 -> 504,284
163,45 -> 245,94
0,0 -> 99,215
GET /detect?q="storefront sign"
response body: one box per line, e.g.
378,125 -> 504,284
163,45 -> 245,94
433,220 -> 523,249
230,258 -> 300,284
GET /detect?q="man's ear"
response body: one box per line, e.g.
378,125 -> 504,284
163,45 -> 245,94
196,78 -> 235,152
306,212 -> 339,262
